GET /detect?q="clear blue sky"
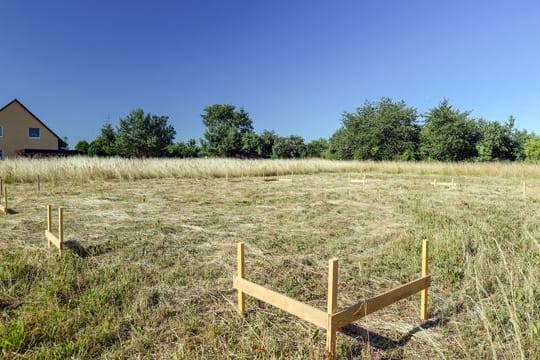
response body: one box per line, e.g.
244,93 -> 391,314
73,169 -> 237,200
1,0 -> 539,146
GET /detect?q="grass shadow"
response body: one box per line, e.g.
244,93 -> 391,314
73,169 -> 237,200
340,304 -> 462,358
341,317 -> 448,355
63,240 -> 115,258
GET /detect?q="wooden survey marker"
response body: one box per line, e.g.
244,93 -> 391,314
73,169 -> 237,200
523,182 -> 540,198
431,178 -> 457,188
233,240 -> 431,359
45,205 -> 64,254
0,185 -> 7,215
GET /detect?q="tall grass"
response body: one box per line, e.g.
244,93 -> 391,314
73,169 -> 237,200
1,157 -> 539,183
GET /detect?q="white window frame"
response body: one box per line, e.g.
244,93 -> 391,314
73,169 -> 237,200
28,127 -> 40,139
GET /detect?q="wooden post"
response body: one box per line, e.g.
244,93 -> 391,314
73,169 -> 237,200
420,239 -> 429,320
3,185 -> 6,213
58,207 -> 64,254
0,178 -> 3,196
326,258 -> 338,360
37,175 -> 40,192
237,242 -> 246,316
47,205 -> 52,248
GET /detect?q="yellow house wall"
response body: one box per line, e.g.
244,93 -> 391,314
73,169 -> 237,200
0,102 -> 59,158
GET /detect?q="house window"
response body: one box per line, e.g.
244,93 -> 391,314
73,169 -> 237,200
0,125 -> 3,137
0,149 -> 3,160
29,127 -> 40,139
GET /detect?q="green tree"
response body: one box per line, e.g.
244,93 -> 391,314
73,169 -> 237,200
525,135 -> 540,162
305,138 -> 329,158
74,140 -> 89,154
166,139 -> 200,158
272,135 -> 306,159
513,128 -> 535,161
201,104 -> 254,157
258,130 -> 279,158
328,98 -> 419,160
327,128 -> 353,160
475,117 -> 518,161
88,123 -> 117,156
420,100 -> 479,161
115,109 -> 175,157
241,132 -> 261,158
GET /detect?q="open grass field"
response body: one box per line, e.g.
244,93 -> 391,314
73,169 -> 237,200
1,159 -> 539,359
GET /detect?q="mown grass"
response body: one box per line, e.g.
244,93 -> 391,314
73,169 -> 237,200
0,159 -> 539,359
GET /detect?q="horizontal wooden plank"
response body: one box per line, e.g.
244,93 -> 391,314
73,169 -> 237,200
233,276 -> 328,329
433,182 -> 456,187
278,178 -> 293,182
46,230 -> 62,250
331,275 -> 431,329
349,179 -> 365,184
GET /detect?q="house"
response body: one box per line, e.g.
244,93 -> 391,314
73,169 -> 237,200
0,99 -> 68,159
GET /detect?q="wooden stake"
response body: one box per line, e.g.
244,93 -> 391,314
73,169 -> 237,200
58,207 -> 64,254
2,186 -> 6,214
0,178 -> 3,196
420,239 -> 429,320
326,258 -> 338,360
237,242 -> 246,316
37,175 -> 40,192
47,205 -> 52,248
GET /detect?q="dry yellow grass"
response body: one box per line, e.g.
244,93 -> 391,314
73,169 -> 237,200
0,157 -> 539,183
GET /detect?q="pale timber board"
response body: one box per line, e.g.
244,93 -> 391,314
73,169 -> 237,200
45,230 -> 62,250
233,276 -> 328,329
433,182 -> 456,187
332,275 -> 431,329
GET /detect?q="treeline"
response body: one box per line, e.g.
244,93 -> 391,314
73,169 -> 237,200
75,99 -> 540,162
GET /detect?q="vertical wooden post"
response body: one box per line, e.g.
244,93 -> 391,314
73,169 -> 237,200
326,258 -> 338,360
37,175 -> 40,192
237,242 -> 246,316
47,205 -> 52,248
420,239 -> 429,321
0,178 -> 3,196
3,185 -> 6,213
58,207 -> 64,254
